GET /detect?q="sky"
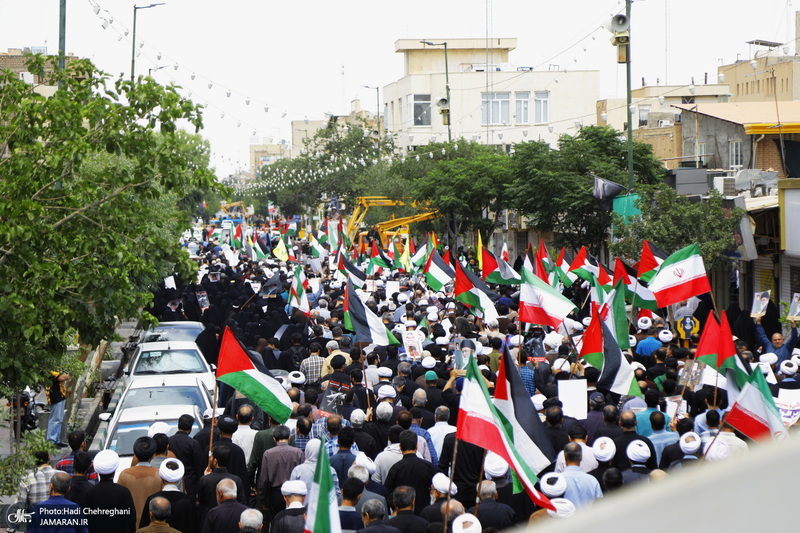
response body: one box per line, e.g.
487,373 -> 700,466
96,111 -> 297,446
0,0 -> 796,177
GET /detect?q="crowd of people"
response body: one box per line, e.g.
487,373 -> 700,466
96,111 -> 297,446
17,233 -> 799,533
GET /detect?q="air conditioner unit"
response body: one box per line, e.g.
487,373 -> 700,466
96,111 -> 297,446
19,72 -> 34,84
713,176 -> 736,195
657,119 -> 673,127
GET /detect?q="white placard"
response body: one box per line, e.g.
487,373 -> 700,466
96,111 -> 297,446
664,395 -> 688,419
402,330 -> 424,361
308,277 -> 321,295
163,275 -> 176,290
558,380 -> 588,421
700,365 -> 727,390
776,388 -> 800,427
385,280 -> 400,296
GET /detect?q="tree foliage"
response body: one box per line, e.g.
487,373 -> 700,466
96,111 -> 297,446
507,126 -> 667,252
609,184 -> 742,269
0,56 -> 226,391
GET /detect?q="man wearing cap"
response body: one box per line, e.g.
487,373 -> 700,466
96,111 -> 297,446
755,316 -> 798,365
202,478 -> 248,533
270,480 -> 307,533
139,459 -> 196,533
422,370 -> 444,413
83,450 -> 137,533
259,424 -> 304,521
350,410 -> 379,460
168,414 -> 204,499
119,436 -> 163,523
560,443 -> 603,509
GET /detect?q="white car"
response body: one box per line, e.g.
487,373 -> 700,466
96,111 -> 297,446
90,403 -> 204,480
124,341 -> 215,393
99,374 -> 213,429
141,321 -> 205,343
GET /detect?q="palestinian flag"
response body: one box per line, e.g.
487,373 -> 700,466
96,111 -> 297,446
552,248 -> 576,288
424,249 -> 455,292
249,236 -> 269,260
337,253 -> 367,289
327,218 -> 339,249
725,370 -> 788,442
454,259 -> 499,323
309,234 -> 328,259
217,327 -> 293,423
285,235 -> 296,262
481,248 -> 521,285
695,311 -> 750,402
344,279 -> 400,346
288,265 -> 311,317
598,280 -> 631,350
303,439 -> 342,533
232,224 -> 243,249
338,217 -> 351,248
536,243 -> 553,279
457,355 -> 555,511
369,240 -> 393,269
494,347 -> 556,474
580,306 -> 641,397
519,269 -> 576,328
410,243 -> 427,270
637,240 -> 669,283
441,248 -> 452,266
613,257 -> 658,310
522,243 -> 535,275
648,243 -> 711,308
569,246 -> 600,282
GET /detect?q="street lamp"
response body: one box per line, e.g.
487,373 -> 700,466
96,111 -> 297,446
362,85 -> 381,140
148,65 -> 168,76
420,40 -> 451,143
131,3 -> 165,82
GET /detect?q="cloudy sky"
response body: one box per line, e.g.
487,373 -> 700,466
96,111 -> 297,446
0,0 -> 795,176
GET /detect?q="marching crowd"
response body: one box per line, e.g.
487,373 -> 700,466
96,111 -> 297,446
17,235 -> 798,533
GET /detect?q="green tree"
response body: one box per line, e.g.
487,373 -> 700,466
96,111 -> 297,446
0,56 -> 226,392
609,183 -> 742,268
508,126 -> 666,252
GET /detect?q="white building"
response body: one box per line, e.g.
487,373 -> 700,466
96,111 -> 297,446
383,38 -> 600,151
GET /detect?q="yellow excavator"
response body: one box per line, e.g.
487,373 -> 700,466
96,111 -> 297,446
346,196 -> 440,244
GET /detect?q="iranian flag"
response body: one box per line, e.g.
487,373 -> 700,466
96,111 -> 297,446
647,243 -> 711,308
580,306 -> 641,397
457,355 -> 555,511
725,370 -> 788,441
637,239 -> 669,283
303,439 -> 341,533
232,224 -> 243,249
217,327 -> 293,423
288,265 -> 311,317
481,248 -> 521,285
519,269 -> 577,328
344,279 -> 400,346
424,249 -> 455,292
454,259 -> 499,323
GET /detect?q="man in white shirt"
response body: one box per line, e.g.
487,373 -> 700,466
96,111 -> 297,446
428,406 -> 456,458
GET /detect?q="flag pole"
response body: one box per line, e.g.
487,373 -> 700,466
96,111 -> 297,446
473,448 -> 488,516
208,379 -> 218,470
444,437 -> 460,533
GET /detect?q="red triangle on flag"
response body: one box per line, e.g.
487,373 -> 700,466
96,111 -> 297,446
217,327 -> 256,376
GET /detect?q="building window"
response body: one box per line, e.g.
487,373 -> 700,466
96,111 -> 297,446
481,92 -> 510,125
729,140 -> 743,169
411,94 -> 431,126
534,91 -> 550,124
639,105 -> 651,127
515,92 -> 530,124
697,142 -> 708,166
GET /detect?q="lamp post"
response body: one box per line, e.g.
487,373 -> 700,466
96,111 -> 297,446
362,85 -> 381,140
148,65 -> 168,76
131,3 -> 164,82
420,41 -> 451,143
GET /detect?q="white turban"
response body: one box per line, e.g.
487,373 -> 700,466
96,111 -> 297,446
354,452 -> 376,475
377,367 -> 393,378
377,386 -> 396,399
289,371 -> 306,384
760,353 -> 778,366
159,459 -> 184,483
432,472 -> 457,495
532,394 -> 547,411
427,312 -> 439,323
658,329 -> 674,343
637,317 -> 652,330
452,513 -> 481,533
422,356 -> 436,369
540,473 -> 567,498
148,421 -> 171,438
94,449 -> 120,475
483,452 -> 508,479
781,360 -> 798,376
546,498 -> 576,518
679,432 -> 702,454
627,440 -> 651,463
281,480 -> 308,496
593,437 -> 616,463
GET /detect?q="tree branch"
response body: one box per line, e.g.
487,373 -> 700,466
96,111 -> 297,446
52,176 -> 156,229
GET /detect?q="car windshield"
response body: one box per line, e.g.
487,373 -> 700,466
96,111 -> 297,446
121,386 -> 207,411
134,349 -> 207,375
108,420 -> 199,456
142,327 -> 203,343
